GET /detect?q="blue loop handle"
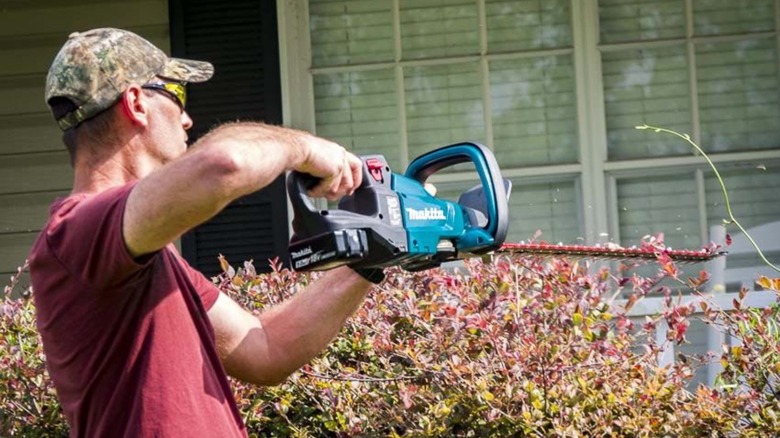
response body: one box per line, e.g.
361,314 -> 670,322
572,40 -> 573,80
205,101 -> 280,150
404,142 -> 509,246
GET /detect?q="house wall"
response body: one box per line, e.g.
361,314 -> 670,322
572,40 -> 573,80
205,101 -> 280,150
0,1 -> 171,276
2,0 -> 779,284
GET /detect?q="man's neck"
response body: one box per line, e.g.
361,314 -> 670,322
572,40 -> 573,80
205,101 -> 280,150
71,143 -> 161,195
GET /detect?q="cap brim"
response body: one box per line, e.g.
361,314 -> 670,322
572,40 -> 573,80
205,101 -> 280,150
161,58 -> 214,83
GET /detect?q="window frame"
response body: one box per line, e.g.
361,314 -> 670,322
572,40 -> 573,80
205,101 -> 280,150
277,0 -> 780,247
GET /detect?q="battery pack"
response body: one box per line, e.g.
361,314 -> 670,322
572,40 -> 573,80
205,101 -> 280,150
288,229 -> 369,271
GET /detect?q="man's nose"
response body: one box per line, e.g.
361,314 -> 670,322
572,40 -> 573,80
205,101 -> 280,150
182,111 -> 193,130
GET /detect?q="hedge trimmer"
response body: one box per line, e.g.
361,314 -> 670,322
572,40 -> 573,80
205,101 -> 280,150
287,142 -> 723,272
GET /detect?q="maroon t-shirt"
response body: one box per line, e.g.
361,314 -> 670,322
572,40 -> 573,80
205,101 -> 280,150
29,183 -> 247,437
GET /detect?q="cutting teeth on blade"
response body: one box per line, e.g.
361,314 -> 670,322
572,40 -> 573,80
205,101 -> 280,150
498,242 -> 724,263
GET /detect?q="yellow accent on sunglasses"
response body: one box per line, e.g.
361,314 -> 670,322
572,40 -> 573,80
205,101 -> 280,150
142,82 -> 187,110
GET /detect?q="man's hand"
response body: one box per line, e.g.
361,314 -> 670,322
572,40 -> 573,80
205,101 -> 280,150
295,136 -> 363,201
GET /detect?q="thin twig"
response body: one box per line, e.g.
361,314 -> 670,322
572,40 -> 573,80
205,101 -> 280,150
636,124 -> 779,273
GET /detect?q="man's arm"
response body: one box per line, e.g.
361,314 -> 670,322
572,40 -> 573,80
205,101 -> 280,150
122,122 -> 372,384
207,266 -> 373,386
123,122 -> 362,258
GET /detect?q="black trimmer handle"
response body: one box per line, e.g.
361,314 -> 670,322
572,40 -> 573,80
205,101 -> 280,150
287,171 -> 322,216
286,155 -> 395,238
286,156 -> 409,270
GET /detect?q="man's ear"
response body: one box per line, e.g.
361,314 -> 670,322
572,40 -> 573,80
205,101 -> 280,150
120,85 -> 149,127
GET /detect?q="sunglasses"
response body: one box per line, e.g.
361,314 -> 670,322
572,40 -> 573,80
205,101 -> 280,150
142,82 -> 187,110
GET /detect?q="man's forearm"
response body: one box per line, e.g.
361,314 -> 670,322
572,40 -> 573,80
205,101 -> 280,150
193,122 -> 311,198
256,268 -> 373,380
125,122 -> 349,257
215,267 -> 374,386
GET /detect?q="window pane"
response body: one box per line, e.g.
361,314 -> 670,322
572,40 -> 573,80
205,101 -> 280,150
434,175 -> 493,224
603,46 -> 691,159
697,38 -> 780,153
705,166 -> 780,292
507,179 -> 580,244
434,178 -> 579,245
694,0 -> 774,36
400,0 -> 479,60
617,174 -> 700,250
405,62 -> 485,161
490,55 -> 577,166
314,69 -> 401,169
617,174 -> 704,289
486,0 -> 571,52
599,0 -> 685,44
705,166 -> 780,230
309,0 -> 394,67
704,165 -> 780,291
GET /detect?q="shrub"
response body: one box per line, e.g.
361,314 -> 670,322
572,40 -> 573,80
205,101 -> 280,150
693,278 -> 780,435
220,254 -> 780,437
0,263 -> 66,437
2,252 -> 779,436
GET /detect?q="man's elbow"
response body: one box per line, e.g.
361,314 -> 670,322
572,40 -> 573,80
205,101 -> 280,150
197,145 -> 250,200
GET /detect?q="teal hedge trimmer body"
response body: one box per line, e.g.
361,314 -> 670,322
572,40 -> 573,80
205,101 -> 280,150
287,142 -> 511,272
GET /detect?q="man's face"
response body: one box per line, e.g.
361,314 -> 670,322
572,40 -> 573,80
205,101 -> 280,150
142,79 -> 194,162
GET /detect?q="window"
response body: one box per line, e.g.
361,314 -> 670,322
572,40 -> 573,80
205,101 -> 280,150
288,0 -> 780,252
600,0 -> 780,255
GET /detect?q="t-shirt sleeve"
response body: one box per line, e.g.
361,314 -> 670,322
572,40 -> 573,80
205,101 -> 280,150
45,183 -> 153,288
182,258 -> 221,311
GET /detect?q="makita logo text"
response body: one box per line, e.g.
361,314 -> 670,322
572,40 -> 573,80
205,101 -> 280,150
406,207 -> 446,220
291,247 -> 313,259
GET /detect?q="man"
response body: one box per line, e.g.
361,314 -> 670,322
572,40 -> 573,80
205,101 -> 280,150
29,28 -> 383,437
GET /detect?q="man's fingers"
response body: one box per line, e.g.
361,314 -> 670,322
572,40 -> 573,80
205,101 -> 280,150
317,164 -> 347,201
328,169 -> 343,197
300,143 -> 363,200
347,154 -> 363,194
340,156 -> 354,194
325,151 -> 362,200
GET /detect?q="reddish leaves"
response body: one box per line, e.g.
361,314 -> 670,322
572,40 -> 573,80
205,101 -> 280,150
4,244 -> 780,435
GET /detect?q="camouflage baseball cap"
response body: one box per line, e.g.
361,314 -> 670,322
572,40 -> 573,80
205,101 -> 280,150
45,28 -> 214,130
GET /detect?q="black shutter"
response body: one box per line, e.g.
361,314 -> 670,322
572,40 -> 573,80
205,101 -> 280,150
169,0 -> 288,276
